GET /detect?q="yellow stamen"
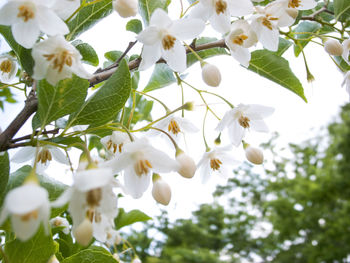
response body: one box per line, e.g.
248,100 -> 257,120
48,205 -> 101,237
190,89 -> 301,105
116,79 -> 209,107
210,158 -> 222,171
44,50 -> 73,73
86,188 -> 102,207
232,34 -> 249,46
215,0 -> 227,15
0,60 -> 12,73
134,159 -> 152,176
168,119 -> 181,135
288,0 -> 301,8
17,5 -> 35,22
262,15 -> 278,30
162,35 -> 176,50
20,210 -> 39,221
238,115 -> 250,128
37,148 -> 52,164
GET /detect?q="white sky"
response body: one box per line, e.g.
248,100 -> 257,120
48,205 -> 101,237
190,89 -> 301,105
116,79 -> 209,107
0,2 -> 348,221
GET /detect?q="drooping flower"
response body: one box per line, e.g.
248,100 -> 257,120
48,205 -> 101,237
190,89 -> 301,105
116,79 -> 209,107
104,138 -> 179,198
101,131 -> 131,158
113,0 -> 138,18
225,20 -> 258,67
51,167 -> 119,243
201,63 -> 222,87
50,216 -> 70,234
52,0 -> 80,20
137,8 -> 205,72
0,0 -> 69,48
0,183 -> 50,241
0,55 -> 18,83
190,0 -> 254,34
216,104 -> 274,146
32,35 -> 92,86
197,145 -> 238,183
341,71 -> 350,100
276,0 -> 317,11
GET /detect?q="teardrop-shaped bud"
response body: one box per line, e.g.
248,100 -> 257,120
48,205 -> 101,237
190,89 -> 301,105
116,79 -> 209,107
176,152 -> 196,178
324,39 -> 343,56
152,176 -> 171,205
201,63 -> 221,87
245,146 -> 264,165
113,0 -> 138,18
73,218 -> 93,246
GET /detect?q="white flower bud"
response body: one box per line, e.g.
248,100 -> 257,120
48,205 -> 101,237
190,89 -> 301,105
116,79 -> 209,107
73,218 -> 93,246
324,39 -> 343,56
176,152 -> 196,178
286,8 -> 299,20
152,177 -> 171,205
201,63 -> 221,87
132,258 -> 142,263
113,0 -> 138,18
245,146 -> 264,165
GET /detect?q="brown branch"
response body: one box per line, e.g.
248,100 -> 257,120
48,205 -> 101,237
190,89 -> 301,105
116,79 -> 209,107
11,128 -> 60,143
0,39 -> 227,152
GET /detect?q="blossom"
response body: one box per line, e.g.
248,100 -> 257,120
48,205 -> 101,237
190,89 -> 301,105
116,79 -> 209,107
176,151 -> 197,178
51,167 -> 119,243
104,138 -> 179,198
342,39 -> 350,65
52,0 -> 80,20
216,104 -> 274,146
32,35 -> 92,86
0,55 -> 17,83
50,216 -> 70,234
101,131 -> 131,158
197,146 -> 238,183
190,0 -> 254,34
152,175 -> 171,205
276,0 -> 317,10
201,63 -> 222,87
245,145 -> 264,164
341,71 -> 350,100
225,20 -> 258,67
137,8 -> 205,72
0,183 -> 50,241
113,0 -> 138,18
0,0 -> 69,48
324,39 -> 343,56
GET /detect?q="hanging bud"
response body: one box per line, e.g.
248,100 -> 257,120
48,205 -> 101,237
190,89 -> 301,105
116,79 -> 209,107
201,63 -> 221,87
113,0 -> 138,18
324,39 -> 343,56
176,150 -> 196,178
183,101 -> 195,111
152,174 -> 171,205
73,218 -> 93,246
286,8 -> 299,20
245,146 -> 264,165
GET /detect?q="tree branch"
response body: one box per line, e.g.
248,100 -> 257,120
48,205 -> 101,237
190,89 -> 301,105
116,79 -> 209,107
0,39 -> 227,152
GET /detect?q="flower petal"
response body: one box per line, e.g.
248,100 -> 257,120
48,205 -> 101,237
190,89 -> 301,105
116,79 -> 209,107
124,167 -> 150,198
12,20 -> 40,48
139,44 -> 162,71
36,6 -> 69,35
11,214 -> 41,241
228,121 -> 244,147
250,119 -> 269,132
162,40 -> 186,72
228,0 -> 254,16
74,168 -> 114,192
170,18 -> 205,40
137,26 -> 161,45
149,8 -> 172,27
11,147 -> 36,163
0,2 -> 20,25
209,12 -> 231,34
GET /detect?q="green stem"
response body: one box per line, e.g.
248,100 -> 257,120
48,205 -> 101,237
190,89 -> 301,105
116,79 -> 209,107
135,90 -> 170,113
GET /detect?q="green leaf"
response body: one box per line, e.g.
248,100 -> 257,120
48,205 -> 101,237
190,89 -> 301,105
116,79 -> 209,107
61,248 -> 118,263
0,152 -> 9,205
143,64 -> 176,92
72,40 -> 99,66
4,166 -> 68,217
104,50 -> 125,62
275,38 -> 292,57
115,208 -> 152,229
186,37 -> 229,67
68,59 -> 131,127
248,50 -> 307,102
126,19 -> 143,34
0,25 -> 34,75
66,0 -> 113,41
334,0 -> 350,22
293,22 -> 321,57
37,76 -> 89,127
138,0 -> 171,25
5,225 -> 58,263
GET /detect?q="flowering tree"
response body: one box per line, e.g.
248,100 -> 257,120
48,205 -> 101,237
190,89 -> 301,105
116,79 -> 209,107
0,0 -> 349,262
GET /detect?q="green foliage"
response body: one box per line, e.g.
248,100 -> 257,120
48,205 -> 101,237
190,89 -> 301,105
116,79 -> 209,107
68,59 -> 131,127
61,247 -> 118,263
72,40 -> 99,66
248,50 -> 306,101
293,21 -> 321,57
5,225 -> 58,263
0,152 -> 9,205
0,26 -> 34,75
138,0 -> 171,25
37,76 -> 89,127
334,0 -> 350,22
143,64 -> 176,92
66,0 -> 113,41
126,19 -> 143,34
115,208 -> 152,230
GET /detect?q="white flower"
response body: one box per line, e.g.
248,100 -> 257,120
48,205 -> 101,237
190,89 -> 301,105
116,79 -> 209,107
152,175 -> 171,205
0,55 -> 17,83
341,71 -> 350,100
113,0 -> 138,18
225,20 -> 257,67
245,145 -> 264,164
201,63 -> 222,87
51,167 -> 119,243
104,138 -> 179,198
176,151 -> 197,179
50,216 -> 70,234
324,39 -> 343,56
216,104 -> 274,146
137,8 -> 205,72
0,0 -> 69,48
190,0 -> 254,34
52,0 -> 80,20
106,229 -> 122,247
197,145 -> 238,183
101,131 -> 131,158
276,0 -> 317,10
342,39 -> 350,65
0,183 -> 50,241
32,35 -> 92,86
